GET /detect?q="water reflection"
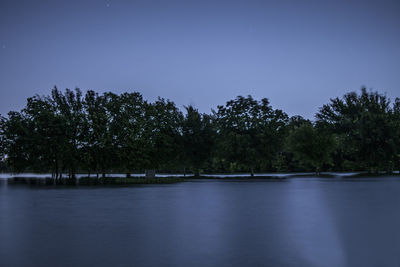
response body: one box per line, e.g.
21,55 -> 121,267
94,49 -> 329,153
282,179 -> 345,266
1,178 -> 400,266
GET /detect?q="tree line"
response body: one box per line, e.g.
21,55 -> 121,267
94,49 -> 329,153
0,87 -> 399,178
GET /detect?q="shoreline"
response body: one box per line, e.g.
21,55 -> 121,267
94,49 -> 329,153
1,172 -> 400,186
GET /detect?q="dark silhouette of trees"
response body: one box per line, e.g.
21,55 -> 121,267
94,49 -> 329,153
82,90 -> 110,177
113,92 -> 148,177
51,88 -> 86,179
213,96 -> 288,176
144,98 -> 184,174
316,88 -> 397,173
392,98 -> 400,171
286,121 -> 336,174
182,105 -> 215,176
24,93 -> 66,178
1,111 -> 33,172
0,87 -> 399,177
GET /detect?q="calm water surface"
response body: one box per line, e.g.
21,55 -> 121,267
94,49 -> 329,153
1,177 -> 400,267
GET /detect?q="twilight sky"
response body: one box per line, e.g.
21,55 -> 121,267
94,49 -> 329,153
0,0 -> 399,119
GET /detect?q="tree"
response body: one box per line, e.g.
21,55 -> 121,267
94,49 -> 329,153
391,97 -> 400,172
274,115 -> 310,172
115,92 -> 147,177
214,95 -> 288,176
1,111 -> 33,173
1,86 -> 398,177
23,94 -> 67,178
316,88 -> 396,173
0,115 -> 5,162
82,90 -> 112,177
182,105 -> 215,176
143,98 -> 183,176
286,121 -> 336,174
51,87 -> 86,178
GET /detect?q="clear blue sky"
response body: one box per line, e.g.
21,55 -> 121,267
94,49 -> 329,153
0,0 -> 399,119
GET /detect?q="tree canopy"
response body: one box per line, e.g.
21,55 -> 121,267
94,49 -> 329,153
316,88 -> 399,173
0,87 -> 399,177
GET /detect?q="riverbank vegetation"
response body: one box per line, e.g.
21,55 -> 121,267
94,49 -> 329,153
0,87 -> 399,178
6,176 -> 184,185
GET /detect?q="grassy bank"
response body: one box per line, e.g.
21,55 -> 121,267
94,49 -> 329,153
7,176 -> 185,186
190,175 -> 284,180
78,177 -> 185,185
6,172 -> 400,186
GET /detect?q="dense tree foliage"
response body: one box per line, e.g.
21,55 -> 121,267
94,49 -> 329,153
145,98 -> 184,172
182,105 -> 215,176
213,96 -> 288,175
0,87 -> 399,177
286,121 -> 336,174
316,88 -> 399,173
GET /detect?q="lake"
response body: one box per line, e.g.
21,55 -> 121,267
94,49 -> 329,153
1,176 -> 400,267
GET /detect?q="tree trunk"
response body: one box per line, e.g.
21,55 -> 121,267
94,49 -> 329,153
315,167 -> 320,176
70,167 -> 76,180
55,159 -> 59,181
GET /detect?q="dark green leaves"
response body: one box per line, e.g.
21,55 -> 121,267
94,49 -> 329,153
1,87 -> 399,175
